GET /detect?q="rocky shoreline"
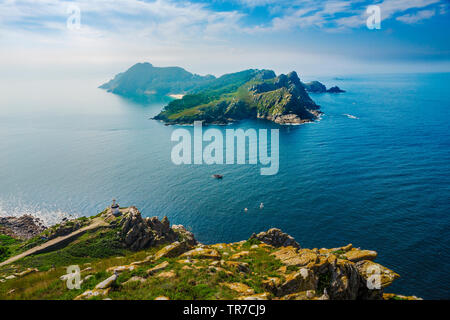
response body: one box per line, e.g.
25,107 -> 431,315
0,207 -> 421,300
0,215 -> 46,240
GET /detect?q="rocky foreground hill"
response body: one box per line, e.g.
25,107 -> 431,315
0,207 -> 420,300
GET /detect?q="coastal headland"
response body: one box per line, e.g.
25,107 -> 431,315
0,206 -> 420,300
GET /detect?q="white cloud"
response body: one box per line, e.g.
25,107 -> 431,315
0,0 -> 447,76
396,9 -> 436,24
242,0 -> 444,32
378,0 -> 441,19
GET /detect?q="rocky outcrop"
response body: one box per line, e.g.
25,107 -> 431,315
250,228 -> 300,249
45,218 -> 90,240
118,207 -> 197,251
252,71 -> 320,124
247,233 -> 406,300
303,81 -> 327,93
327,86 -> 345,93
0,215 -> 46,240
302,81 -> 346,94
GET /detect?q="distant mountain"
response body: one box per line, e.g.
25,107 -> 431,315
99,62 -> 216,97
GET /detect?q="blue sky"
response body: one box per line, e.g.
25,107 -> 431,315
0,0 -> 449,77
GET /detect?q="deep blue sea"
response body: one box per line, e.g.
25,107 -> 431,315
0,73 -> 449,299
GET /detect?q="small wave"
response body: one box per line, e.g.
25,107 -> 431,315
343,114 -> 359,119
0,200 -> 75,227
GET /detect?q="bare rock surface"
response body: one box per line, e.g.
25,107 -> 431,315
119,207 -> 197,250
250,228 -> 300,249
0,215 -> 46,240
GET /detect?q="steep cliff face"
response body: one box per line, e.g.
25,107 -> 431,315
110,207 -> 196,250
251,71 -> 320,124
154,70 -> 321,125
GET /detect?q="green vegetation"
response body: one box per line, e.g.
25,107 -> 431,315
154,69 -> 317,124
101,63 -> 319,125
0,208 -> 287,300
316,271 -> 332,295
9,229 -> 125,271
0,234 -> 21,263
99,62 -> 215,97
0,208 -> 410,301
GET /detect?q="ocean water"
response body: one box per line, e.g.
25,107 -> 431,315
0,73 -> 449,299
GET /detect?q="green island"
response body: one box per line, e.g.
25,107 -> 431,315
100,63 -> 349,125
0,206 -> 420,300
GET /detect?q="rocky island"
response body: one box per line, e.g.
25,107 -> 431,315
303,81 -> 346,93
0,206 -> 420,300
100,63 -> 347,125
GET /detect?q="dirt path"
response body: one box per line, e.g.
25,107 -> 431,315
0,218 -> 109,267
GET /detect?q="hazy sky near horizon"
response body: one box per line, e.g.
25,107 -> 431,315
0,0 -> 449,78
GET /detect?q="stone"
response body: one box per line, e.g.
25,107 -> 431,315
130,256 -> 153,266
277,269 -> 316,296
75,288 -> 110,300
95,274 -> 117,289
119,207 -> 184,250
107,265 -> 136,273
14,268 -> 38,277
224,261 -> 250,273
123,276 -> 146,285
221,282 -> 255,295
171,225 -> 197,246
177,259 -> 197,265
238,293 -> 270,300
249,228 -> 300,249
271,247 -> 318,266
383,293 -> 423,301
0,215 -> 46,240
326,259 -> 362,300
208,266 -> 232,275
180,247 -> 221,260
262,277 -> 282,294
154,241 -> 190,260
344,249 -> 377,262
147,261 -> 169,276
230,251 -> 250,260
157,270 -> 176,279
356,260 -> 400,288
280,292 -> 309,300
306,290 -> 315,299
210,243 -> 228,250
